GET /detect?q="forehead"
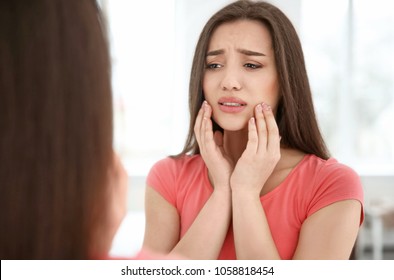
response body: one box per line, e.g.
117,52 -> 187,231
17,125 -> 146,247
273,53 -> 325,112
208,19 -> 273,52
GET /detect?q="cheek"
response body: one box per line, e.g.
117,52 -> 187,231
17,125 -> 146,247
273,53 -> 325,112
256,77 -> 279,105
202,77 -> 215,102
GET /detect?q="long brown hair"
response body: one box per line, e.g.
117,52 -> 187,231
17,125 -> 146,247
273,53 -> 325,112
0,0 -> 113,259
177,0 -> 329,159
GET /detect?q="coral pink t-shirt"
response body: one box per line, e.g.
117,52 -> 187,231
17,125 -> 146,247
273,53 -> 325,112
147,154 -> 364,260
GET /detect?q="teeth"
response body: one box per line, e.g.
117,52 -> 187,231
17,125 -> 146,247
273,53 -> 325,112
221,102 -> 243,107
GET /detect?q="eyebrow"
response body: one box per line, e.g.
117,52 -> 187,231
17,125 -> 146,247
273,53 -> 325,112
206,48 -> 266,57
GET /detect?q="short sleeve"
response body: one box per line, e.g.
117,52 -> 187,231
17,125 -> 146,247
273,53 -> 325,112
146,157 -> 178,206
307,159 -> 364,225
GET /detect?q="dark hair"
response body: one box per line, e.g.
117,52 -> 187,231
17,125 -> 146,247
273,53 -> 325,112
0,0 -> 113,259
177,0 -> 329,159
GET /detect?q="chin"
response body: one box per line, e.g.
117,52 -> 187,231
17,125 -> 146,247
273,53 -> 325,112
214,117 -> 248,132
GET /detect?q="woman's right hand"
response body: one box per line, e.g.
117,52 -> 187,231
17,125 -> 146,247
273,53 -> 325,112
194,101 -> 233,190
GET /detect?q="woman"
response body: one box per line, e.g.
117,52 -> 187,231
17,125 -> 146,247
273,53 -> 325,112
143,0 -> 364,259
0,0 -> 128,259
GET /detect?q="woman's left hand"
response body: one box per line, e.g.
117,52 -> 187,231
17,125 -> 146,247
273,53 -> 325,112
230,103 -> 281,196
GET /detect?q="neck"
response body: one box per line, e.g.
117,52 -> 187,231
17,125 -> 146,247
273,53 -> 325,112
222,129 -> 304,169
223,128 -> 249,163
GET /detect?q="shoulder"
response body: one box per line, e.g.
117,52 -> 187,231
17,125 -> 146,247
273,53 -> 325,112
301,155 -> 364,221
295,154 -> 364,204
148,154 -> 204,177
146,154 -> 206,206
287,154 -> 363,202
298,154 -> 360,184
147,154 -> 205,189
308,155 -> 362,189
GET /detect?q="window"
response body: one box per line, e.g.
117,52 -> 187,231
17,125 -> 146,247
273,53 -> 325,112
301,0 -> 394,175
106,0 -> 178,176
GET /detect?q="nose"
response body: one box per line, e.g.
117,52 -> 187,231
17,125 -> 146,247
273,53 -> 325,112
220,67 -> 242,91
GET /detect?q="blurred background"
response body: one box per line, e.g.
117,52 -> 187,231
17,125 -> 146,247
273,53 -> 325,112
98,0 -> 394,259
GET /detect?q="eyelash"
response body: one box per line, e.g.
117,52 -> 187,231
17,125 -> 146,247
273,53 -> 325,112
205,63 -> 262,70
244,63 -> 261,69
206,63 -> 222,69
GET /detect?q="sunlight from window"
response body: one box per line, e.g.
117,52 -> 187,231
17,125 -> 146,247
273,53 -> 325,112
301,0 -> 394,175
107,0 -> 177,175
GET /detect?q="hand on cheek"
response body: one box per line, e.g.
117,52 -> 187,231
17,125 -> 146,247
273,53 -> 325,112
194,101 -> 233,190
230,103 -> 281,195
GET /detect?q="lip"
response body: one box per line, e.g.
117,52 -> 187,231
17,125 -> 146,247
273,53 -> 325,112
217,97 -> 247,113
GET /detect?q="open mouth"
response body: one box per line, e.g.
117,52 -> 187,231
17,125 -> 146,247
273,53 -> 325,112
218,102 -> 246,107
217,98 -> 247,113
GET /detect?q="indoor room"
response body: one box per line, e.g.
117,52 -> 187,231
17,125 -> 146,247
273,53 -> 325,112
99,0 -> 394,260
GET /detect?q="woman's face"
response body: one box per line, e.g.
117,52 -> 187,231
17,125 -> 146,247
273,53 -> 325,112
203,20 -> 279,131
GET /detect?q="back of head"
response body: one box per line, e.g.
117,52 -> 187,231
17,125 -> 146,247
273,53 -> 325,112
181,0 -> 329,159
0,0 -> 113,259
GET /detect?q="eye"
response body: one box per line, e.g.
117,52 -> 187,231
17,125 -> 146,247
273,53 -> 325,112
244,63 -> 261,69
206,63 -> 222,69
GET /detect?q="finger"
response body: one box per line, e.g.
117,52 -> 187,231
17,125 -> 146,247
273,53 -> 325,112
254,103 -> 268,153
194,103 -> 205,146
203,102 -> 215,150
261,102 -> 280,152
245,117 -> 258,154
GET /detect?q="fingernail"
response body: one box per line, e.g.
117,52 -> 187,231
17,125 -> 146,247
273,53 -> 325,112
256,104 -> 262,112
262,102 -> 271,111
203,101 -> 208,111
250,117 -> 255,124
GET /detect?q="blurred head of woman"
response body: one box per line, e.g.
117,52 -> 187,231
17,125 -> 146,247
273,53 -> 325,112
0,0 -> 127,259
